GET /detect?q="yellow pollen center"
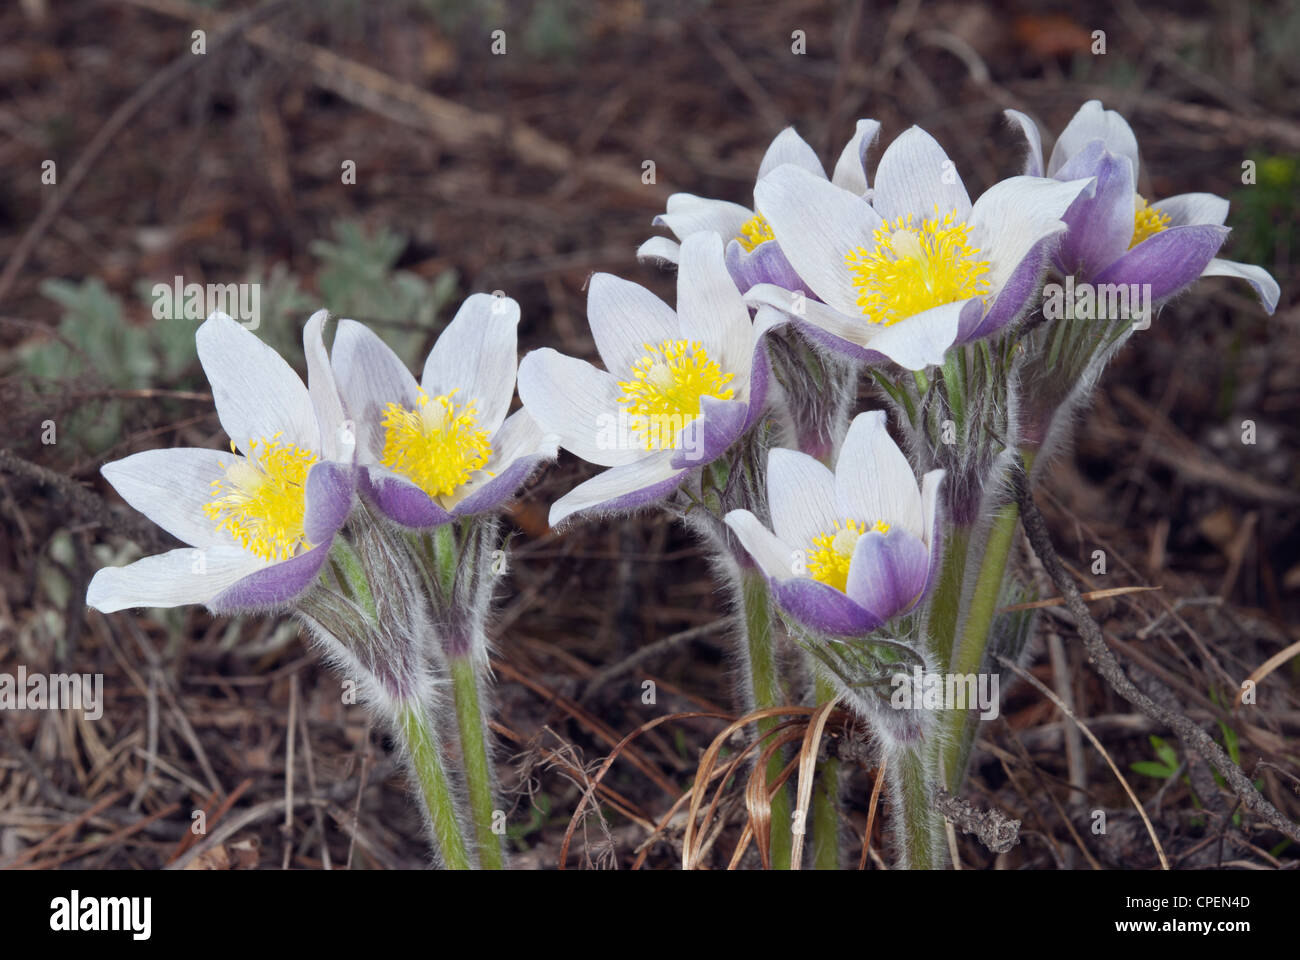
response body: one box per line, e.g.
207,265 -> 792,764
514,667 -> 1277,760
616,339 -> 736,450
1130,194 -> 1171,248
735,212 -> 776,252
379,388 -> 492,499
204,435 -> 318,561
808,518 -> 891,593
844,209 -> 991,326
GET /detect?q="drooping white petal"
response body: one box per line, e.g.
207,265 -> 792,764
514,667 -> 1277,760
548,453 -> 685,527
830,118 -> 881,194
87,546 -> 263,613
1153,193 -> 1230,228
1046,100 -> 1140,180
516,348 -> 645,467
586,273 -> 681,377
1003,109 -> 1045,177
303,310 -> 349,461
872,126 -> 972,224
421,293 -> 519,435
753,164 -> 881,316
331,318 -> 420,464
1200,258 -> 1281,314
197,313 -> 319,456
767,447 -> 839,549
757,127 -> 826,182
833,410 -> 923,538
101,448 -> 236,549
637,236 -> 682,266
675,232 -> 754,385
969,175 -> 1092,292
724,509 -> 800,582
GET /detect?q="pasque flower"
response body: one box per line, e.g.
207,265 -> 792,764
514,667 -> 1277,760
87,312 -> 354,614
637,120 -> 881,295
724,410 -> 943,637
744,126 -> 1094,365
330,293 -> 556,529
518,232 -> 776,527
1005,100 -> 1279,312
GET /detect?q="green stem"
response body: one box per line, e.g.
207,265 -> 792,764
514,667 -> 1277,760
940,503 -> 1019,791
432,523 -> 458,597
397,701 -> 472,870
449,653 -> 504,869
928,524 -> 971,673
739,564 -> 792,870
887,738 -> 944,869
330,539 -> 377,620
811,674 -> 841,870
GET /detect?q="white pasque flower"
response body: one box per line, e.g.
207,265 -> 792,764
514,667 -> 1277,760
518,232 -> 777,527
88,312 -> 353,614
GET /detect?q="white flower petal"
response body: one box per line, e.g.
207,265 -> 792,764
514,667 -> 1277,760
833,411 -> 923,537
757,127 -> 826,182
422,293 -> 519,435
920,468 -> 944,550
548,453 -> 684,526
586,273 -> 681,377
444,408 -> 556,508
830,118 -> 881,194
331,318 -> 420,464
1003,109 -> 1045,177
724,509 -> 800,581
767,447 -> 839,548
1200,258 -> 1281,314
1153,193 -> 1229,227
656,194 -> 755,244
753,164 -> 881,316
101,448 -> 238,549
303,310 -> 348,461
516,348 -> 645,466
860,300 -> 967,369
970,175 -> 1091,292
637,236 -> 682,266
1046,99 -> 1140,179
87,546 -> 263,613
197,313 -> 318,456
676,232 -> 754,385
872,126 -> 972,223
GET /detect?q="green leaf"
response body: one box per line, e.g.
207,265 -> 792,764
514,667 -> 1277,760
1130,761 -> 1176,779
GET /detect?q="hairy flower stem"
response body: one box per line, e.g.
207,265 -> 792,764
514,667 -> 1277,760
449,652 -> 504,869
884,737 -> 945,869
811,673 -> 841,870
397,700 -> 472,870
738,564 -> 792,869
928,524 -> 970,673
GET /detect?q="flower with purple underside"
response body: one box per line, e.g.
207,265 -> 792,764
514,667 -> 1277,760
637,120 -> 882,295
518,232 -> 778,527
1005,100 -> 1279,313
724,410 -> 944,638
87,311 -> 354,615
330,293 -> 556,530
745,126 -> 1094,366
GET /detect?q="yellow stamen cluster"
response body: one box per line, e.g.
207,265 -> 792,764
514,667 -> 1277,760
380,388 -> 492,499
204,435 -> 318,561
617,339 -> 735,450
735,212 -> 776,252
807,518 -> 891,593
1130,194 -> 1171,248
845,209 -> 991,326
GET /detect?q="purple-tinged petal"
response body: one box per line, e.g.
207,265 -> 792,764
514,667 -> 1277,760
724,509 -> 799,582
771,577 -> 882,638
968,235 -> 1054,341
451,410 -> 558,516
304,460 -> 355,545
725,238 -> 813,298
208,544 -> 332,614
671,395 -> 748,468
844,527 -> 929,622
1055,147 -> 1135,277
360,466 -> 453,529
548,454 -> 687,527
1046,100 -> 1139,180
1093,224 -> 1230,302
88,546 -> 262,613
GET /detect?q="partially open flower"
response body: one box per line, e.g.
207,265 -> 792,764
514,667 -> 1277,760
518,232 -> 777,527
724,410 -> 943,637
746,127 -> 1093,365
637,120 -> 881,294
87,312 -> 354,614
331,294 -> 556,529
1005,100 -> 1279,312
